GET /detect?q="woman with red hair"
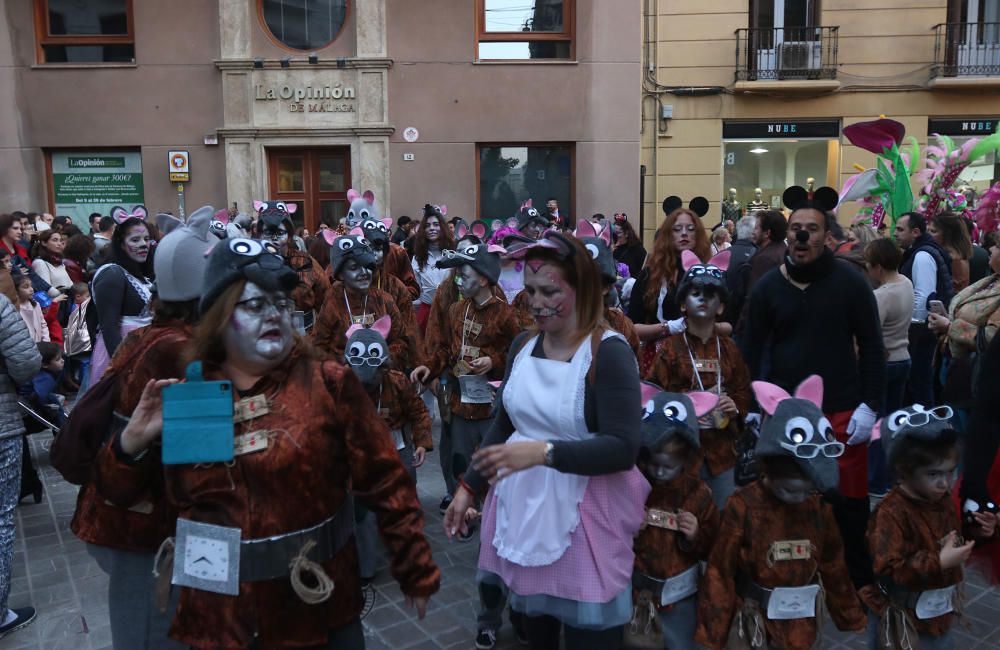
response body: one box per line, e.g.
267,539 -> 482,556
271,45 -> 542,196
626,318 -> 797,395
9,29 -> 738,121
627,204 -> 711,374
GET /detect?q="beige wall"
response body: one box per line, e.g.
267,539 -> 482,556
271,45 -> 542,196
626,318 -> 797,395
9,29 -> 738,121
386,0 -> 641,221
643,0 -> 1000,245
1,0 -> 226,216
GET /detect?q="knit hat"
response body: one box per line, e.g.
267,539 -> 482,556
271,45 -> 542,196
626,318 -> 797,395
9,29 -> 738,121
199,238 -> 298,314
639,382 -> 718,453
154,206 -> 215,302
324,230 -> 377,276
752,375 -> 844,495
574,221 -> 616,283
877,404 -> 955,465
435,243 -> 503,285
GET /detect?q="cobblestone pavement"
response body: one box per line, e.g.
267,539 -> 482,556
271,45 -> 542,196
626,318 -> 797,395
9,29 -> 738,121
8,428 -> 1000,649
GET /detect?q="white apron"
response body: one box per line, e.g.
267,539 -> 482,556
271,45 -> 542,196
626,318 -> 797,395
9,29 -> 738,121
492,331 -> 619,567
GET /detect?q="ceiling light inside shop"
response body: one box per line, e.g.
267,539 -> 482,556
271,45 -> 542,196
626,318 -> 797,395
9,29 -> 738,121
749,147 -> 769,154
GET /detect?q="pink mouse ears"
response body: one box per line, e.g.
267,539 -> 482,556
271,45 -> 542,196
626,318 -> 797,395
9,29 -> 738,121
681,249 -> 732,272
456,223 -> 469,239
345,314 -> 392,339
322,229 -> 337,245
688,391 -> 720,418
752,375 -> 824,415
707,249 -> 731,271
110,205 -> 148,225
681,250 -> 702,271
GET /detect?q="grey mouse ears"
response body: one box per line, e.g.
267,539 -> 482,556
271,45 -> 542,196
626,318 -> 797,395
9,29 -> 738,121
662,196 -> 709,218
782,186 -> 839,213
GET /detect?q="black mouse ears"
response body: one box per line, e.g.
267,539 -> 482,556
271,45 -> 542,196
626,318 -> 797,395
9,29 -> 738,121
782,186 -> 839,213
662,195 -> 709,218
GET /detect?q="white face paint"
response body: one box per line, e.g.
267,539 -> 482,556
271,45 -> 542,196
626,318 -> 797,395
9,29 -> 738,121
457,264 -> 485,300
338,258 -> 372,293
765,476 -> 815,504
124,224 -> 150,263
223,283 -> 294,372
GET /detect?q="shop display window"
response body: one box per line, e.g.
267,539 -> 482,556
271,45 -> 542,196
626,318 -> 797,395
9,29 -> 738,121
259,0 -> 348,52
477,0 -> 574,61
722,138 -> 839,214
35,0 -> 135,64
478,144 -> 573,219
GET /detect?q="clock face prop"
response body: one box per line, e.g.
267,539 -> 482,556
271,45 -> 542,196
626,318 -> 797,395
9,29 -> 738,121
172,518 -> 241,595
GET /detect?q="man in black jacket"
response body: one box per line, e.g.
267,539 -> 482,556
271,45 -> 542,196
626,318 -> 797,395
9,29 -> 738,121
744,203 -> 886,589
723,214 -> 757,326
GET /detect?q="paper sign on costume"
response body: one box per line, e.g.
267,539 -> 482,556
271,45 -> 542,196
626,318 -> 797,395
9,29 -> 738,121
645,508 -> 679,531
463,319 -> 482,337
461,344 -> 481,358
234,395 -> 269,423
172,518 -> 241,596
661,564 -> 699,606
915,586 -> 956,619
766,584 -> 820,620
459,374 -> 494,404
770,539 -> 811,561
351,313 -> 375,326
234,431 -> 268,456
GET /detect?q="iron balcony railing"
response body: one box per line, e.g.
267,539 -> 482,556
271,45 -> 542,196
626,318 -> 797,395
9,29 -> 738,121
735,26 -> 839,82
933,22 -> 1000,77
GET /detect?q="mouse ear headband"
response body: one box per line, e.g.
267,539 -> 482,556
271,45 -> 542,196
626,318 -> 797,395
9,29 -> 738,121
782,186 -> 839,213
662,196 -> 709,218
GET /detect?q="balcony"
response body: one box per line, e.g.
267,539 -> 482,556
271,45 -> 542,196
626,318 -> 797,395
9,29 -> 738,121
734,26 -> 840,93
931,22 -> 1000,89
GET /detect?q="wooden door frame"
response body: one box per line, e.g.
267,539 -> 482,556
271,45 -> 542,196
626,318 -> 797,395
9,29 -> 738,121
265,147 -> 351,232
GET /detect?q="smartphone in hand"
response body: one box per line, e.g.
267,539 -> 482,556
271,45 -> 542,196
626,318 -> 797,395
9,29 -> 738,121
929,300 -> 946,316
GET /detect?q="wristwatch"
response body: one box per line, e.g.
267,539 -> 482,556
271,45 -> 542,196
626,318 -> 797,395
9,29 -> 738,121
543,442 -> 555,467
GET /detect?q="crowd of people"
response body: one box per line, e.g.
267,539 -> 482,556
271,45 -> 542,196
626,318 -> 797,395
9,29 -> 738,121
0,186 -> 998,650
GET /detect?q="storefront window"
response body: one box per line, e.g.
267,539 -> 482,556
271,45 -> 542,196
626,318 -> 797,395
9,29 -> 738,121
36,0 -> 135,64
260,0 -> 348,51
722,121 -> 840,214
927,118 -> 1000,207
478,144 -> 573,219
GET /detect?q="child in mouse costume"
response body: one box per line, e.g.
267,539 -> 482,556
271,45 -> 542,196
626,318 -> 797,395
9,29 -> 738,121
575,220 -> 641,357
254,199 -> 330,332
629,383 -> 721,650
312,231 -> 413,366
353,193 -> 421,302
359,214 -> 421,365
344,314 -> 433,582
860,404 -> 997,650
695,375 -> 866,650
646,249 -> 751,510
410,243 -> 521,489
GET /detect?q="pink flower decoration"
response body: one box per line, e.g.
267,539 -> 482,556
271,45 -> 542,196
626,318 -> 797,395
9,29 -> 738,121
844,118 -> 906,154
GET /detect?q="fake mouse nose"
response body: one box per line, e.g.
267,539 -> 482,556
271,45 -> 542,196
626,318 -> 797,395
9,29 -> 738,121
795,230 -> 811,243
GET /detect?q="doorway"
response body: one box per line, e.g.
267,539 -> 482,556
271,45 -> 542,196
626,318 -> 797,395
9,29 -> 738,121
266,147 -> 351,233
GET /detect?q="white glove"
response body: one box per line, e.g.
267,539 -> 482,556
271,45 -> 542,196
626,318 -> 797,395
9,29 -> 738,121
846,403 -> 878,446
666,317 -> 686,336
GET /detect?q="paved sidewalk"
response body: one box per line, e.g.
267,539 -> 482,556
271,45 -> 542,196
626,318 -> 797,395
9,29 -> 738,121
8,430 -> 1000,649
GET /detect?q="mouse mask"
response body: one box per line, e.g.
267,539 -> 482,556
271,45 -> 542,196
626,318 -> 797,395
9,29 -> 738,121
199,238 -> 299,314
752,375 -> 844,496
436,242 -> 504,286
574,220 -> 616,283
254,200 -> 297,245
324,229 -> 377,277
360,216 -> 393,255
344,315 -> 391,386
346,189 -> 379,228
639,382 -> 718,452
676,249 -> 731,305
876,404 -> 955,466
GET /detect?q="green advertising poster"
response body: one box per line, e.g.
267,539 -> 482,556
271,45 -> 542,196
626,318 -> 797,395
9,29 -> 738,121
51,151 -> 144,229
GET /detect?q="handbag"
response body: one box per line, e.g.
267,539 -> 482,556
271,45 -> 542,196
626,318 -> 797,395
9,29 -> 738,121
63,299 -> 92,358
50,340 -> 145,485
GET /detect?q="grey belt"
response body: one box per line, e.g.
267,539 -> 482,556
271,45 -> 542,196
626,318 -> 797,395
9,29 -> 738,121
239,499 -> 354,582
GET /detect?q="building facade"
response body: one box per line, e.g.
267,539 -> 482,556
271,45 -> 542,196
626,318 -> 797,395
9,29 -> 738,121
642,0 -> 1000,242
2,0 -> 640,231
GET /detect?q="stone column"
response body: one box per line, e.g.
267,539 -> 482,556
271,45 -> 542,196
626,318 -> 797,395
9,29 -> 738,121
355,0 -> 387,58
219,0 -> 251,60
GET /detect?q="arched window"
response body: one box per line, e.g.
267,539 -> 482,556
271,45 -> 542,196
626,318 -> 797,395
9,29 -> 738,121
259,0 -> 348,52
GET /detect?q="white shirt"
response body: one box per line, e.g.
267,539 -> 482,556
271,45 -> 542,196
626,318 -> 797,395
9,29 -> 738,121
910,250 -> 936,322
411,247 -> 449,306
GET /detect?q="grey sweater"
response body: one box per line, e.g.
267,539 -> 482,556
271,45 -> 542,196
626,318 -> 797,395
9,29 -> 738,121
0,294 -> 43,439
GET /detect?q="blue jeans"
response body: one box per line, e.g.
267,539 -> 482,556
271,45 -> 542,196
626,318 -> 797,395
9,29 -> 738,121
0,437 -> 21,619
906,323 -> 936,407
870,359 -> 910,493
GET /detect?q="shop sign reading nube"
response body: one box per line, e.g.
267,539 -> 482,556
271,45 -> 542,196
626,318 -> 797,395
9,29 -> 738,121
51,151 -> 144,229
254,82 -> 357,113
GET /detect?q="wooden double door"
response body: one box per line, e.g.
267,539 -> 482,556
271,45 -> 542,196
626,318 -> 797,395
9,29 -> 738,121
266,147 -> 351,233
